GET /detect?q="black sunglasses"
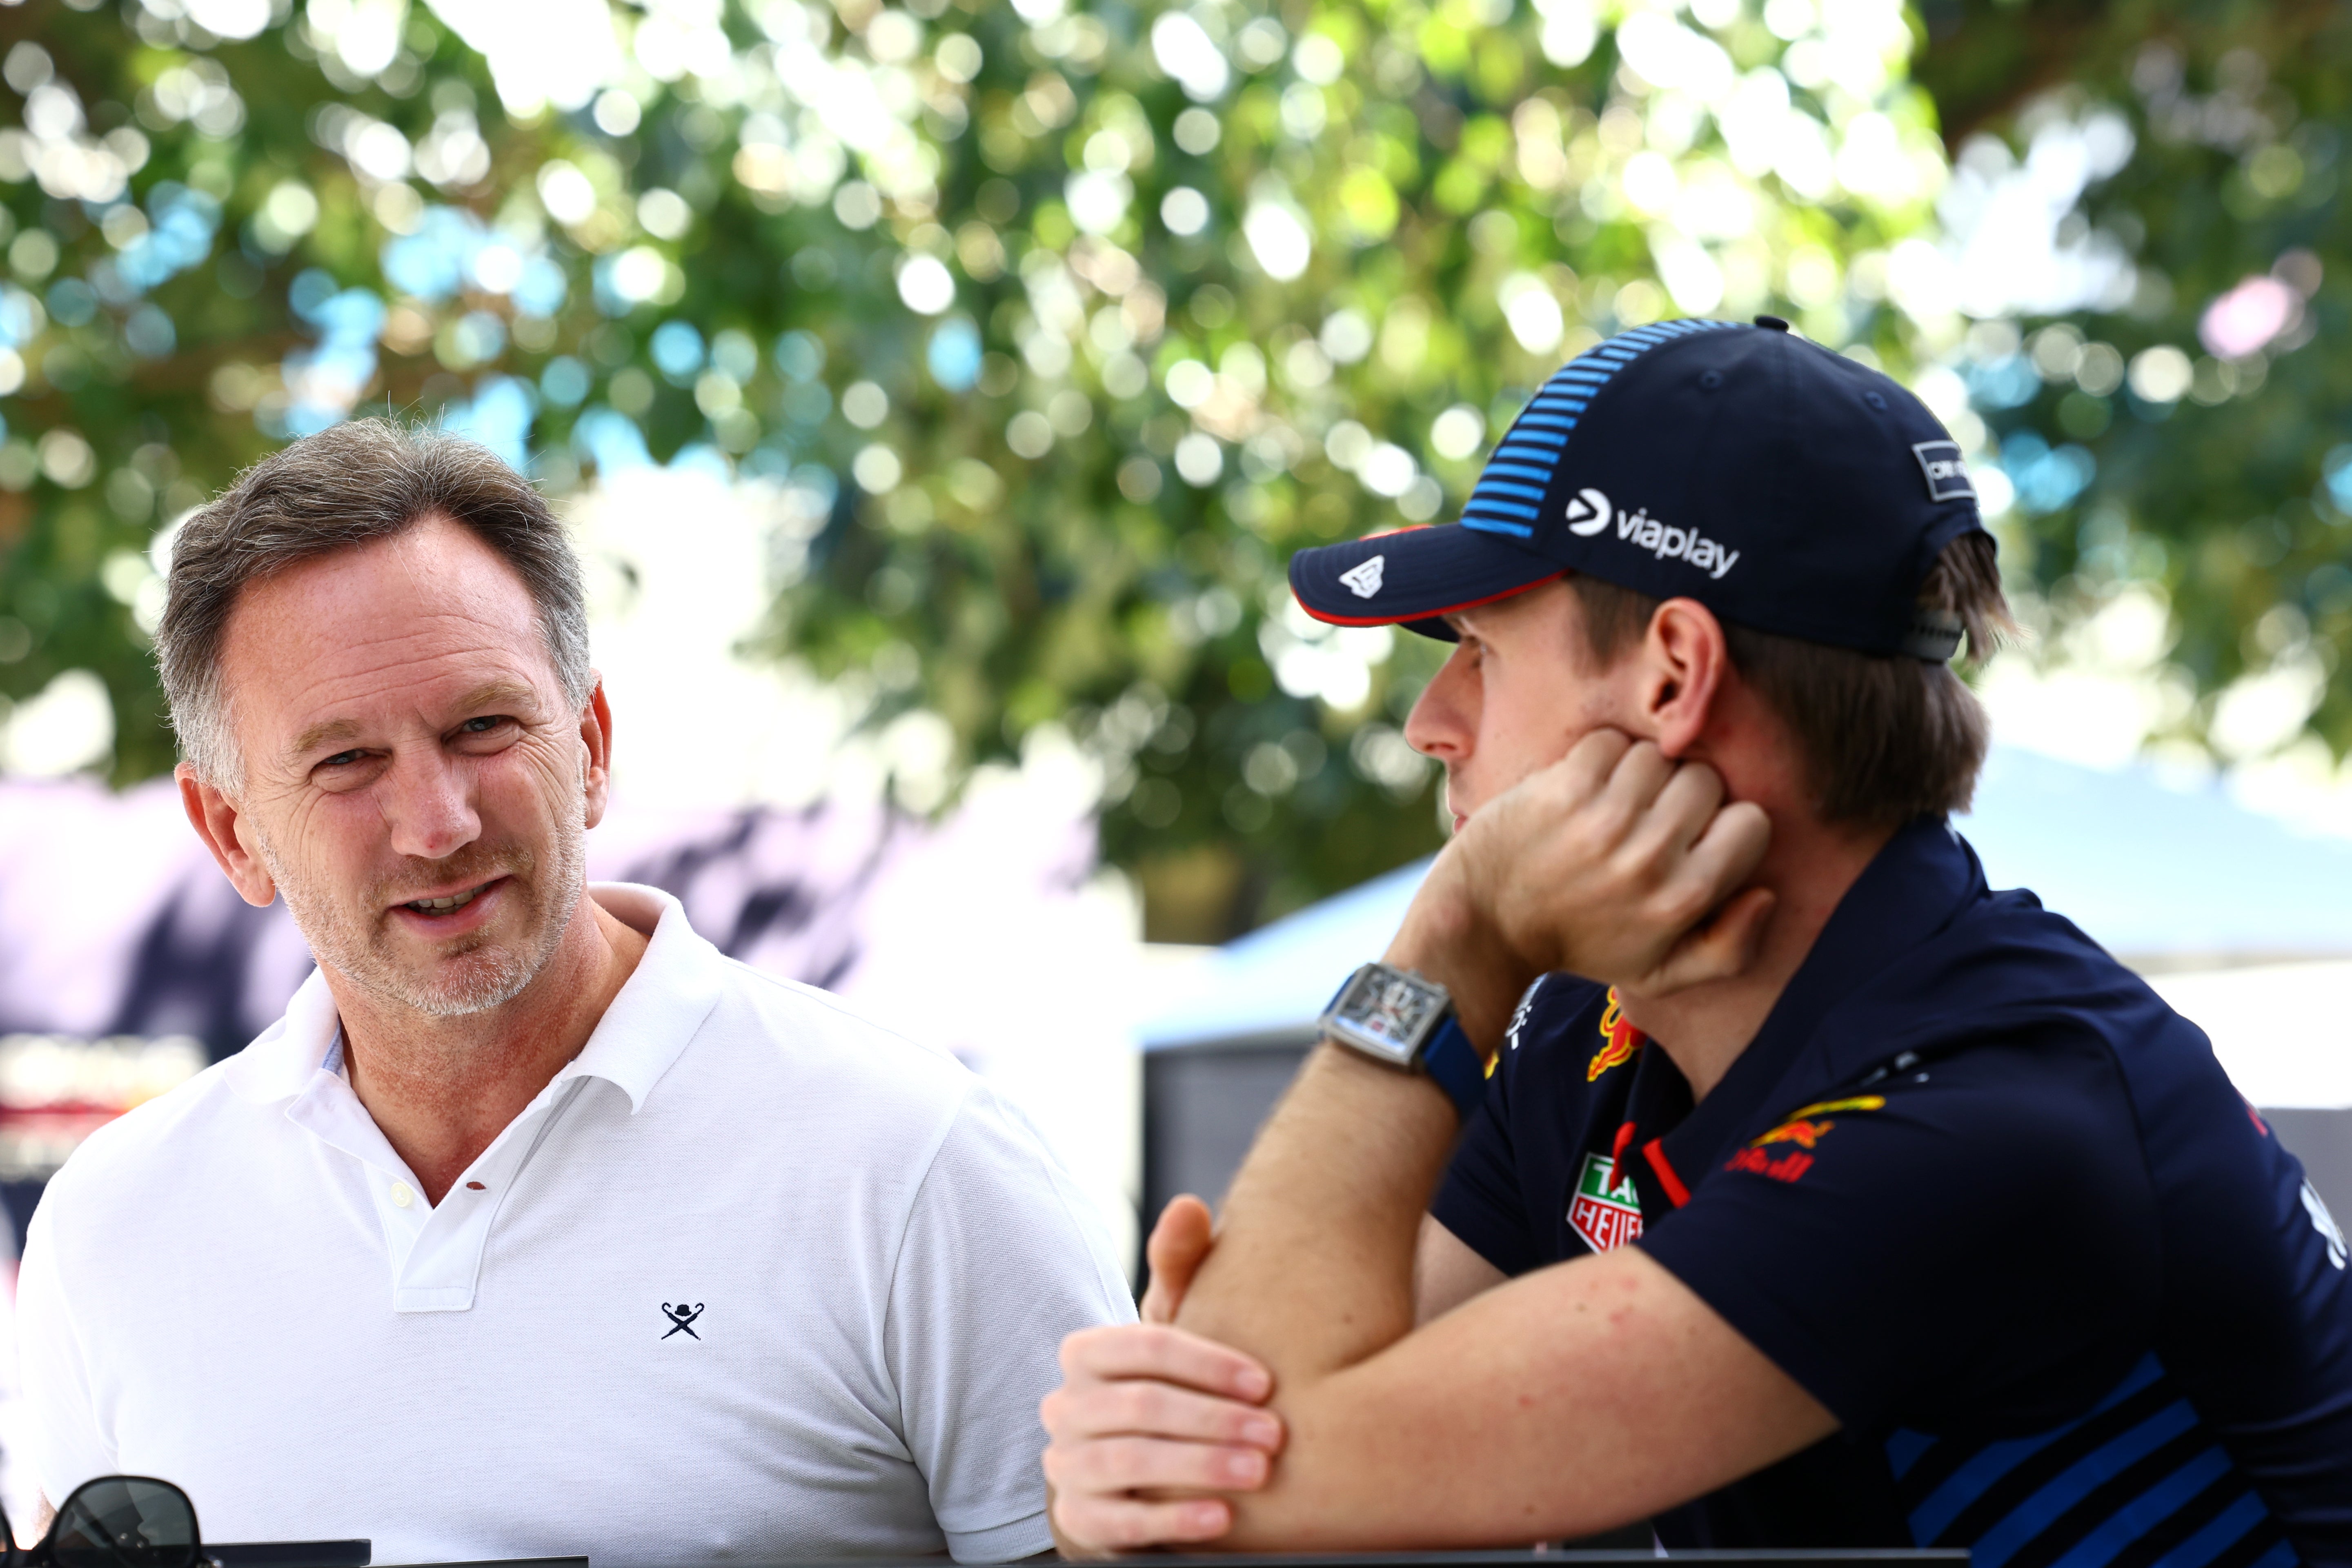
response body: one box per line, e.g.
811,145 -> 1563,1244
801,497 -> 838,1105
1,1477 -> 205,1568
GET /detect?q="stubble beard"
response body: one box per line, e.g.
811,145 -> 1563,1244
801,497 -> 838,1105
258,811 -> 588,1020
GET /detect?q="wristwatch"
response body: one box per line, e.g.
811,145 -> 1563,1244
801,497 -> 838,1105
1319,962 -> 1490,1120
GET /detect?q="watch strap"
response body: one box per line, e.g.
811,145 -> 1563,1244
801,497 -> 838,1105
1421,1016 -> 1489,1121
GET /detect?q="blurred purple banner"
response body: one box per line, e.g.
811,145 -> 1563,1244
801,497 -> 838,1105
0,776 -> 1120,1210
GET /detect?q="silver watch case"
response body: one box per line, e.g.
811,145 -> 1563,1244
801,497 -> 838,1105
1320,962 -> 1452,1070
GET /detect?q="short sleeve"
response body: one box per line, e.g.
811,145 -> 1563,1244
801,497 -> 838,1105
1636,1039 -> 2161,1433
16,1198 -> 117,1506
885,1082 -> 1136,1562
1431,1067 -> 1540,1277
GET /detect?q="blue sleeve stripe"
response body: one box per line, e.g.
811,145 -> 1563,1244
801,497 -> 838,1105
2041,1447 -> 2238,1568
1907,1355 -> 2163,1545
1965,1399 -> 2202,1568
2145,1493 -> 2275,1568
1907,1425 -> 2076,1545
1498,429 -> 1567,452
1472,479 -> 1548,503
1515,414 -> 1577,432
1480,462 -> 1553,483
1885,1430 -> 1936,1482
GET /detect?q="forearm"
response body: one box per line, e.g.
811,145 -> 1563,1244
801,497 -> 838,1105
1171,898 -> 1526,1389
1046,743 -> 1788,1557
1174,1044 -> 1457,1379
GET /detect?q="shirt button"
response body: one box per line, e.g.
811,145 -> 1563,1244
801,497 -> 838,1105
390,1181 -> 415,1208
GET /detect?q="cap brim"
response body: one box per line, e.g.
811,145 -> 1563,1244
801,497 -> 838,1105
1289,524 -> 1562,641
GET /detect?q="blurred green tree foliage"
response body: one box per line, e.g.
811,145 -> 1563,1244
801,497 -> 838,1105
0,0 -> 1948,937
1904,0 -> 2352,791
0,0 -> 2333,939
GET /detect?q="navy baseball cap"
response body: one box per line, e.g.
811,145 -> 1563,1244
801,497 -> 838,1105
1290,316 -> 1990,660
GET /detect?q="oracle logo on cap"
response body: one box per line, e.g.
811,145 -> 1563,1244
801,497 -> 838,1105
1913,440 -> 1976,503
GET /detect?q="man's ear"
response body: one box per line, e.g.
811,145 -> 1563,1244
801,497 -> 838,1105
176,763 -> 278,909
579,674 -> 615,830
1637,598 -> 1731,760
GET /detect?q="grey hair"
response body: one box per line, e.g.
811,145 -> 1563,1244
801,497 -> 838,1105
155,418 -> 592,790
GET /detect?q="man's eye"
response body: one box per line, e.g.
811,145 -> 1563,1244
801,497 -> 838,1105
462,716 -> 507,734
320,750 -> 363,768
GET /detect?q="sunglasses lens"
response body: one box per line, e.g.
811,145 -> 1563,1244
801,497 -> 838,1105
52,1478 -> 199,1568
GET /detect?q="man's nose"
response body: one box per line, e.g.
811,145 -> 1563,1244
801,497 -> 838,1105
1403,660 -> 1471,761
381,748 -> 482,861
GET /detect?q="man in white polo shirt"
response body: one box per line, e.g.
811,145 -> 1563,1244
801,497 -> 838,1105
16,420 -> 1132,1563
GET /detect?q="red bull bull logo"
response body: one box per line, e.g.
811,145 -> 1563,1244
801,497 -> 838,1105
1728,1095 -> 1886,1182
1587,989 -> 1644,1082
1753,1118 -> 1834,1150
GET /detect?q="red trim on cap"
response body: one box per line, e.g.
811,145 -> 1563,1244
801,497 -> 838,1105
1642,1139 -> 1691,1208
1297,571 -> 1567,628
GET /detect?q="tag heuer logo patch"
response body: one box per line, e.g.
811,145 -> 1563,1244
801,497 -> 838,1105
1339,554 -> 1386,598
1912,440 -> 1975,502
1567,1152 -> 1643,1253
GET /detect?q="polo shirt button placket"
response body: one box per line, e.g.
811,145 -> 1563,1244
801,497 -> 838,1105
389,1078 -> 588,1314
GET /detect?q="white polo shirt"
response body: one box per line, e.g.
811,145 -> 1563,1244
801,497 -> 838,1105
17,884 -> 1132,1564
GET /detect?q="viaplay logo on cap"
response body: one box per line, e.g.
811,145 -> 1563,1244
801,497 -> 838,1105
1564,488 -> 1611,537
1567,491 -> 1742,580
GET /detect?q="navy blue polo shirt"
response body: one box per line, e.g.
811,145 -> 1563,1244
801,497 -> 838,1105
1432,818 -> 2352,1566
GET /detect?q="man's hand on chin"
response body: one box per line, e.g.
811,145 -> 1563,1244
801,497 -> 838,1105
1043,1197 -> 1278,1557
1038,732 -> 1775,1557
1395,730 -> 1775,1044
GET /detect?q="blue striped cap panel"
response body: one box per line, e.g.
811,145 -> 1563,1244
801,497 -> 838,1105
1460,318 -> 1738,540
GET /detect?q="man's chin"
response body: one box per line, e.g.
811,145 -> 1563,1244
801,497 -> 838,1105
347,928 -> 543,1018
383,951 -> 537,1018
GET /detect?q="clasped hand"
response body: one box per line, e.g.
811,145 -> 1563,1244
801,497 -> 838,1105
1042,733 -> 1772,1554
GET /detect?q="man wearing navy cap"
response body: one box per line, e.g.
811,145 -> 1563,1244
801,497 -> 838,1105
1040,318 -> 2352,1561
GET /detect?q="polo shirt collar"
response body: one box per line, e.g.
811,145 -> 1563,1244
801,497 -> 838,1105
218,881 -> 725,1115
221,965 -> 344,1105
555,882 -> 726,1113
1631,817 -> 1985,1211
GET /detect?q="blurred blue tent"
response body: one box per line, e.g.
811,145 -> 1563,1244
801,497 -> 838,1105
1135,746 -> 2352,1237
1143,745 -> 2352,1051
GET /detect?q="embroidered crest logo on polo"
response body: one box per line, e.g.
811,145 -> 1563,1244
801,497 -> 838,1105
1568,1151 -> 1644,1253
1287,314 -> 1992,661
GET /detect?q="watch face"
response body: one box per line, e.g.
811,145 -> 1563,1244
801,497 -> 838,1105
1335,967 -> 1446,1049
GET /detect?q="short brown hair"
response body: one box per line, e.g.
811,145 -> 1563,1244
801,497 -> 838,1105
1568,532 -> 2011,827
156,419 -> 591,789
